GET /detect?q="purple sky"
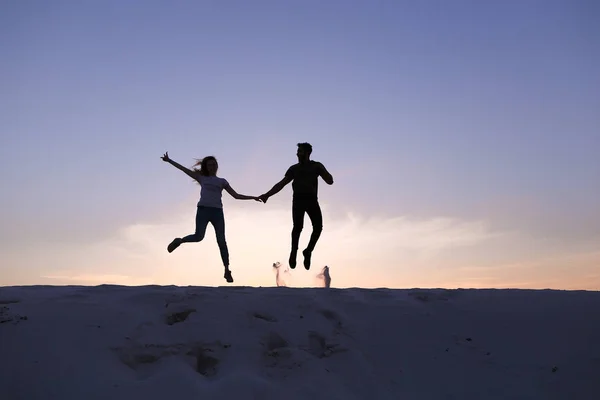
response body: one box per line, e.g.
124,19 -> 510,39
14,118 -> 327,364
1,0 -> 599,289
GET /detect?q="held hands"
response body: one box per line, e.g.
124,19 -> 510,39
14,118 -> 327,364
249,195 -> 268,203
258,194 -> 269,203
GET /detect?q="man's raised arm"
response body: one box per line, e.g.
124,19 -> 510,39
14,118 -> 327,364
318,163 -> 334,185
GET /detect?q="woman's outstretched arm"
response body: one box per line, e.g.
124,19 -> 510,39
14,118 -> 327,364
224,184 -> 261,201
161,152 -> 198,181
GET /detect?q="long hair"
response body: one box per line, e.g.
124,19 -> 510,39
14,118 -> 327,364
192,156 -> 218,177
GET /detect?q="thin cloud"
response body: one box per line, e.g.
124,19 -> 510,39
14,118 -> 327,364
448,249 -> 600,290
34,203 -> 500,287
11,202 -> 595,290
328,213 -> 499,251
40,273 -> 146,285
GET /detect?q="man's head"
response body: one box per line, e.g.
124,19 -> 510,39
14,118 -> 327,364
296,142 -> 312,163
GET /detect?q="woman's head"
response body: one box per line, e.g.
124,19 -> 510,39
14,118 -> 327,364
193,156 -> 218,176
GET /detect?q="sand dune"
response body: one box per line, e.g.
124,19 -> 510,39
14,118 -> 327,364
1,285 -> 599,399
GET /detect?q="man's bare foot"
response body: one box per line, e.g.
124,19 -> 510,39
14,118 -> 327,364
302,249 -> 312,270
289,249 -> 297,269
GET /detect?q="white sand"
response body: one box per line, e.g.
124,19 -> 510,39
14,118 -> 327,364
1,285 -> 599,399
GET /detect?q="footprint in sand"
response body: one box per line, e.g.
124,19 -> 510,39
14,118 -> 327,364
252,312 -> 278,323
0,305 -> 28,325
165,308 -> 196,325
307,331 -> 347,359
320,308 -> 345,334
112,340 -> 230,378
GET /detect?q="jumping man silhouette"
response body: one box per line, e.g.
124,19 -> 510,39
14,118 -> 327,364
259,143 -> 334,270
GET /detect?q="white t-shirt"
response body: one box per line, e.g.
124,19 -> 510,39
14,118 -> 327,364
196,175 -> 229,208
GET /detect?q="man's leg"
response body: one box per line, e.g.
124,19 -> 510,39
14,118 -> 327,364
168,206 -> 210,252
302,201 -> 323,270
289,201 -> 305,269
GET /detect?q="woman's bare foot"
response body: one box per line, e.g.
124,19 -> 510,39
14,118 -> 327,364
167,238 -> 182,253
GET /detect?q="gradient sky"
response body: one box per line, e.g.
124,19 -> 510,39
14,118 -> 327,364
2,0 -> 599,290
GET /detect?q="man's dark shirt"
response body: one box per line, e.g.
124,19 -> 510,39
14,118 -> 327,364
285,160 -> 324,202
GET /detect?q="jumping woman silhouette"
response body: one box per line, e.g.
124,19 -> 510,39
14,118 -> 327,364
161,151 -> 261,283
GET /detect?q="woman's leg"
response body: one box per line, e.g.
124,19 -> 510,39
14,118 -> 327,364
209,208 -> 233,283
168,206 -> 210,252
210,208 -> 230,268
182,206 -> 210,242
